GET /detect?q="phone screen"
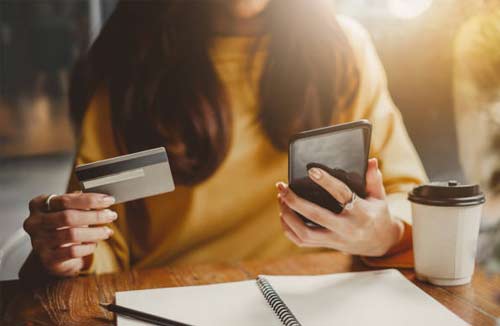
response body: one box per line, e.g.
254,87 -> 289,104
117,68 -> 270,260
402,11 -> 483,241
289,124 -> 370,227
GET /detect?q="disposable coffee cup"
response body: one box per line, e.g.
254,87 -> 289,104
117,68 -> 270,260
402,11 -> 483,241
408,181 -> 485,286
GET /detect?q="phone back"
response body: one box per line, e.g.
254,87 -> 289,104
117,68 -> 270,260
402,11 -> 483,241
289,120 -> 372,227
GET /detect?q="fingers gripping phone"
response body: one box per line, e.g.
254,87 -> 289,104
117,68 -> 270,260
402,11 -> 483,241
288,120 -> 372,228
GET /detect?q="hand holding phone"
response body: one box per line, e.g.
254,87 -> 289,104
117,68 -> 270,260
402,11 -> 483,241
277,156 -> 404,257
280,119 -> 404,256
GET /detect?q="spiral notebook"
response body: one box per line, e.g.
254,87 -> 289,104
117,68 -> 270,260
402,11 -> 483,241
116,269 -> 466,326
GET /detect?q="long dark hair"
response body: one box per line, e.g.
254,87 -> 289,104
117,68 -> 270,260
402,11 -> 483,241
70,0 -> 359,186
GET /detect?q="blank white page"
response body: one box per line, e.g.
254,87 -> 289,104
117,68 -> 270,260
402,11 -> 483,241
116,279 -> 281,326
266,269 -> 467,326
116,269 -> 467,326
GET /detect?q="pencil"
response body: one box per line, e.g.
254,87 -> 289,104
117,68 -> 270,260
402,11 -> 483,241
100,303 -> 194,326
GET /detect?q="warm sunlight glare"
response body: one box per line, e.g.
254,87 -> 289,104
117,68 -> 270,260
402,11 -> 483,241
388,0 -> 433,19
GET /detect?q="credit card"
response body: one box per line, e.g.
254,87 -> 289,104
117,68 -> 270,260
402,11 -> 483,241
75,147 -> 175,204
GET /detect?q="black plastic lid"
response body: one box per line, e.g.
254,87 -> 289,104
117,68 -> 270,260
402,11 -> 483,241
408,181 -> 486,207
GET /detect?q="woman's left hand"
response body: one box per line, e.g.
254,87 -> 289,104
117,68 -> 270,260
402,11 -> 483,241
276,158 -> 404,257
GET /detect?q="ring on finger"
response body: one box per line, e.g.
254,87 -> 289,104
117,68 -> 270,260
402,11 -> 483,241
44,194 -> 58,212
341,191 -> 357,211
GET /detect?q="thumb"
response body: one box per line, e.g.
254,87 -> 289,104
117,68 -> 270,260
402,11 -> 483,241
365,158 -> 386,200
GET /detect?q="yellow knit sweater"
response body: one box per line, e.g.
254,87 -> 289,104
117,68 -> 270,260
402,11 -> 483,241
71,16 -> 427,274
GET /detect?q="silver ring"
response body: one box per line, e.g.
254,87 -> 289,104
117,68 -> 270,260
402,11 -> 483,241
342,192 -> 357,211
44,194 -> 58,212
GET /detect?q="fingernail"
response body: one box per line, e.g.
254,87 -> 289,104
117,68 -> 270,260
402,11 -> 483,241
103,209 -> 118,220
106,227 -> 114,236
309,168 -> 322,180
101,196 -> 115,205
276,182 -> 288,195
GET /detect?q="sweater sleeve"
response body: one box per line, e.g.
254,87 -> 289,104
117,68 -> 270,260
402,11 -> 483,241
70,86 -> 131,275
337,16 -> 428,267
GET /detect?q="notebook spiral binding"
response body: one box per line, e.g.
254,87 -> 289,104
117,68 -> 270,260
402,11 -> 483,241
256,276 -> 302,326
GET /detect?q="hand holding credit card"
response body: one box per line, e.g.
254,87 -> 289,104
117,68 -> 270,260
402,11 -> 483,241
75,147 -> 175,204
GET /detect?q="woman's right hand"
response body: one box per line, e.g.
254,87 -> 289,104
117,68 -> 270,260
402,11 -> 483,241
23,193 -> 117,277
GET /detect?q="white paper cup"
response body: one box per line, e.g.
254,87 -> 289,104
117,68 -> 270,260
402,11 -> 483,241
409,181 -> 485,286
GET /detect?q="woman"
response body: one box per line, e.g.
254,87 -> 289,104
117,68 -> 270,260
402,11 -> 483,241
21,0 -> 427,278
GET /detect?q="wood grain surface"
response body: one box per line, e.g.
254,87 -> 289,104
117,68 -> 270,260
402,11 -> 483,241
1,252 -> 499,326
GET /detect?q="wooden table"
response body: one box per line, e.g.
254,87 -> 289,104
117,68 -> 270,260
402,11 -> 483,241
1,252 -> 499,326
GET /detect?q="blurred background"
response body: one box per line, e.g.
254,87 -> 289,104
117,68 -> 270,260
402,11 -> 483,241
0,0 -> 499,280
